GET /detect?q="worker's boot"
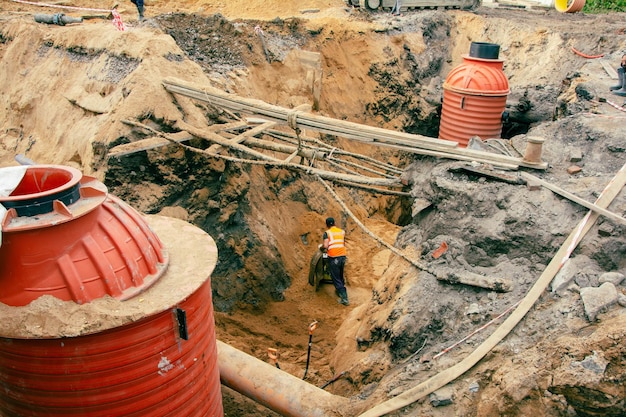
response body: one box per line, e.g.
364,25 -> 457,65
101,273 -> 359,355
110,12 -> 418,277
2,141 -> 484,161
612,68 -> 626,96
610,67 -> 624,91
338,289 -> 349,306
137,6 -> 144,21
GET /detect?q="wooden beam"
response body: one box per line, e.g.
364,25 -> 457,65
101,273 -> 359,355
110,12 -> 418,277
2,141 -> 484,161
108,131 -> 193,158
109,120 -> 249,158
601,60 -> 618,79
163,78 -> 548,169
162,77 -> 547,170
207,121 -> 276,155
162,77 -> 458,150
521,172 -> 626,226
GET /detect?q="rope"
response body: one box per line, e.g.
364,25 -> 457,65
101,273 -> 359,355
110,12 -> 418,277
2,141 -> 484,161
316,175 -> 433,275
10,0 -> 126,31
287,110 -> 302,130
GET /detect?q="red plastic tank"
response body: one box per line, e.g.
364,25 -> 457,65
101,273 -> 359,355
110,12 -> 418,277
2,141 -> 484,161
0,279 -> 222,417
0,165 -> 168,306
0,165 -> 224,417
439,42 -> 510,147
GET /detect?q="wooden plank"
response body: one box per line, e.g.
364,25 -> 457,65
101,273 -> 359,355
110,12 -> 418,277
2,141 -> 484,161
108,131 -> 193,157
601,60 -> 618,79
162,78 -> 457,148
521,172 -> 626,226
162,77 -> 547,170
451,165 -> 525,184
109,120 -> 249,158
376,142 -> 520,170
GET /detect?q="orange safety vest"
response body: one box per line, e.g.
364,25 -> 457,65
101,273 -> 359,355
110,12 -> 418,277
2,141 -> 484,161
325,226 -> 346,257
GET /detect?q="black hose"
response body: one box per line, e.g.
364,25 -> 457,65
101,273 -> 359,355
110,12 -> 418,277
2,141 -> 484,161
320,371 -> 346,389
303,333 -> 313,380
302,321 -> 318,380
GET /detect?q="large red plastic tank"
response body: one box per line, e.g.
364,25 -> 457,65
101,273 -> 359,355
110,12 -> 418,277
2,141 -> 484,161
439,42 -> 510,147
0,279 -> 221,417
0,165 -> 223,417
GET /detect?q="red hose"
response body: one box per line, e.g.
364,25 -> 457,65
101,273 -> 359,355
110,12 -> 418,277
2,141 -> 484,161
571,46 -> 605,59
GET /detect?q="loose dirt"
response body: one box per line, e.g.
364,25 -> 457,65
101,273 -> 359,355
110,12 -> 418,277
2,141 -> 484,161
1,1 -> 626,416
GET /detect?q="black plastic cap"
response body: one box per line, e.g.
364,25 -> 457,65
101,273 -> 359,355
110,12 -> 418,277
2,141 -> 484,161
469,42 -> 500,60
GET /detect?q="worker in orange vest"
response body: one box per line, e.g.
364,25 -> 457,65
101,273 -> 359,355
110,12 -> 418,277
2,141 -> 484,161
322,217 -> 349,306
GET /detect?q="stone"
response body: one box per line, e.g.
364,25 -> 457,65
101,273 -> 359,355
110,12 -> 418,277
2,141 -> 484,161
526,180 -> 542,191
579,351 -> 608,374
597,222 -> 615,237
569,149 -> 584,162
430,385 -> 454,407
551,255 -> 599,295
598,271 -> 625,286
580,282 -> 619,321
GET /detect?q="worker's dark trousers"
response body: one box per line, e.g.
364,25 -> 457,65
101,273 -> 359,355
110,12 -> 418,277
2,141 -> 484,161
328,256 -> 347,297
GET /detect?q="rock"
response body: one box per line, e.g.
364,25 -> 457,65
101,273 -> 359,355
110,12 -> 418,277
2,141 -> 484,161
597,222 -> 615,237
468,382 -> 480,393
599,271 -> 625,286
430,385 -> 454,407
411,198 -> 432,217
618,294 -> 626,308
574,273 -> 592,288
580,282 -> 619,321
526,180 -> 542,191
579,351 -> 608,374
551,255 -> 601,295
569,149 -> 583,162
466,303 -> 480,315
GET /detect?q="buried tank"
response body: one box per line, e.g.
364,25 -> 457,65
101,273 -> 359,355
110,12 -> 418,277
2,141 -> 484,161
0,165 -> 223,416
439,42 -> 511,147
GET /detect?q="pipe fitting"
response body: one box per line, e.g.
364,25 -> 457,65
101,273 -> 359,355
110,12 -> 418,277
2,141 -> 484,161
523,136 -> 546,165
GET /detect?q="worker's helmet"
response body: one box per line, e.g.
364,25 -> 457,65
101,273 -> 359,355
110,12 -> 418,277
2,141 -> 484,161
326,217 -> 335,227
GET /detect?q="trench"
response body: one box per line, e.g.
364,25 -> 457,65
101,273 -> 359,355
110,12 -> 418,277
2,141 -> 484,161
102,12 -> 527,417
107,10 -> 534,310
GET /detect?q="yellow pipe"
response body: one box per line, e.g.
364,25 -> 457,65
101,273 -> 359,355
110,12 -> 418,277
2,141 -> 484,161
555,0 -> 586,13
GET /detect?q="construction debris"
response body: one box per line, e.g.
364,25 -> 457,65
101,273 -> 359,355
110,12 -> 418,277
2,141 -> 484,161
34,14 -> 83,26
435,268 -> 513,292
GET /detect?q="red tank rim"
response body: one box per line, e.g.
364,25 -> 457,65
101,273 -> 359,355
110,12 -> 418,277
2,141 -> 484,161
0,165 -> 82,203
